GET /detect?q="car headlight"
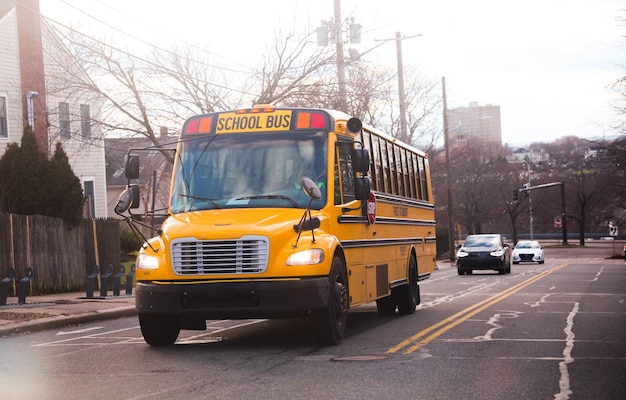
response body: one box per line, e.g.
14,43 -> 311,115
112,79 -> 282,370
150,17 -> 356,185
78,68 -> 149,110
136,253 -> 159,270
457,249 -> 469,258
490,248 -> 504,257
286,249 -> 325,265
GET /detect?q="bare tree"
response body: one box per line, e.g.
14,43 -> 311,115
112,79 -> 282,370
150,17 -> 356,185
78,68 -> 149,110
252,30 -> 337,106
46,18 -> 442,164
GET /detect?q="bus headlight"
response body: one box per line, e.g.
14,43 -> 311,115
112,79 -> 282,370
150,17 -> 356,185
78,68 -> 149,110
136,253 -> 159,270
286,249 -> 325,266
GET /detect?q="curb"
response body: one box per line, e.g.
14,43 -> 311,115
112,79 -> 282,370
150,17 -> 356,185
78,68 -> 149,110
0,306 -> 137,337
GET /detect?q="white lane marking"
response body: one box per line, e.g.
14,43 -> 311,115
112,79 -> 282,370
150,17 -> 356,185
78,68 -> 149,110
473,310 -> 522,341
56,327 -> 103,336
177,319 -> 266,344
35,319 -> 268,347
590,266 -> 604,282
34,326 -> 140,346
554,302 -> 579,400
526,294 -> 551,308
417,282 -> 499,310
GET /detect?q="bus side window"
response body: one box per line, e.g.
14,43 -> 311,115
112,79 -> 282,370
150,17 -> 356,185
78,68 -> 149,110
334,141 -> 355,205
419,157 -> 430,201
408,152 -> 418,199
414,153 -> 423,200
371,135 -> 383,192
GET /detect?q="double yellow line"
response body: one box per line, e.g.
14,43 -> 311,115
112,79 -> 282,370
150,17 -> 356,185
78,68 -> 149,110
387,263 -> 569,354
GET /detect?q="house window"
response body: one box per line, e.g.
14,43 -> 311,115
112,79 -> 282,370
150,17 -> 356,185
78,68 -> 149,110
80,104 -> 91,138
0,96 -> 8,138
59,102 -> 70,138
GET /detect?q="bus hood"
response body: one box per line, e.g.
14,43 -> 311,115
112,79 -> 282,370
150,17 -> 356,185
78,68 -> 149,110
160,208 -> 317,241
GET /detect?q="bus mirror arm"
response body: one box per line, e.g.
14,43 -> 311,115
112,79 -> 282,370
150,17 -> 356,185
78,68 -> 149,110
293,178 -> 322,248
114,187 -> 161,253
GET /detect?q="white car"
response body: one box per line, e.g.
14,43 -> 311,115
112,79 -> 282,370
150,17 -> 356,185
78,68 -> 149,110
512,240 -> 544,264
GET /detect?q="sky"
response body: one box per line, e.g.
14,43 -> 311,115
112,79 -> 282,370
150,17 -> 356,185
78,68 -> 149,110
39,0 -> 626,147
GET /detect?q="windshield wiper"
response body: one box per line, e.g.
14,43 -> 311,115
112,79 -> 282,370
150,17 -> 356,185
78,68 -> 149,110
179,194 -> 221,209
235,195 -> 301,208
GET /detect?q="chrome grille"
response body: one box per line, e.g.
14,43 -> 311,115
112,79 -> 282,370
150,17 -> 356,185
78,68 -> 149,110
171,236 -> 269,275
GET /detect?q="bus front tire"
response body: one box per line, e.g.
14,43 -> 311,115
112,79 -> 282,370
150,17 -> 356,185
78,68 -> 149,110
139,314 -> 180,346
314,257 -> 348,346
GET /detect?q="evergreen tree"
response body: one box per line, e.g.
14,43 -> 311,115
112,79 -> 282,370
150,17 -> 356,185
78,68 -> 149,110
0,127 -> 85,226
46,142 -> 85,226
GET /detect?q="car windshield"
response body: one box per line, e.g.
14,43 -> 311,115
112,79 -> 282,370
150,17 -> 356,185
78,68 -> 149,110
516,242 -> 539,249
463,235 -> 500,248
170,131 -> 328,213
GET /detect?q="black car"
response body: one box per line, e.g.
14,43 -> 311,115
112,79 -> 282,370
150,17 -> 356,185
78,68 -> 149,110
456,234 -> 511,275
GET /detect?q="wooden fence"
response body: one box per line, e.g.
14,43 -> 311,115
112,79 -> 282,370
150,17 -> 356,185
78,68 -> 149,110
0,213 -> 121,294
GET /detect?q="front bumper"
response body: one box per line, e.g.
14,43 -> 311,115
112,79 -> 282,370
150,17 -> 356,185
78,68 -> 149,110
513,253 -> 541,262
135,278 -> 330,320
457,255 -> 505,270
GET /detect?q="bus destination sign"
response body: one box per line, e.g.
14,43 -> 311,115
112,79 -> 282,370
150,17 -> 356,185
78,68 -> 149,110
216,110 -> 292,133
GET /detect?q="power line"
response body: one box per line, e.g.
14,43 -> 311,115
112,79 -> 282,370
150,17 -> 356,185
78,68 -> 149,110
60,0 -> 255,75
14,0 -> 258,97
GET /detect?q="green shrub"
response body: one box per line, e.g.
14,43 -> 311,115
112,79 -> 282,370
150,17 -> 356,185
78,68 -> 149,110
120,223 -> 143,255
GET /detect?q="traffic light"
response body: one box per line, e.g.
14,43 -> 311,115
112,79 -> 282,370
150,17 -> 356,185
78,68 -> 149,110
513,189 -> 519,201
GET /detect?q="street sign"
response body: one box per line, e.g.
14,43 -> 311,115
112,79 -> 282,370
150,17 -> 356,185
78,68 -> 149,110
609,226 -> 618,236
554,217 -> 562,228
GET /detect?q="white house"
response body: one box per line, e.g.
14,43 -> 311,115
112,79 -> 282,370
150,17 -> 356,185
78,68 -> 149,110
0,0 -> 107,218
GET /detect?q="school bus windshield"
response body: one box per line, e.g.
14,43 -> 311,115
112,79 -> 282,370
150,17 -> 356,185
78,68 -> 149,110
170,131 -> 328,213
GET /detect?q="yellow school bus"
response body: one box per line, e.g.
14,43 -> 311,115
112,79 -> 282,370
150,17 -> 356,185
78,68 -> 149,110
116,106 -> 437,346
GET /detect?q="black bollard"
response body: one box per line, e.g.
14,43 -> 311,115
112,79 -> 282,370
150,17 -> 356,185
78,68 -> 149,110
0,267 -> 16,306
125,264 -> 135,295
17,267 -> 34,305
85,265 -> 100,298
113,265 -> 125,296
100,264 -> 113,297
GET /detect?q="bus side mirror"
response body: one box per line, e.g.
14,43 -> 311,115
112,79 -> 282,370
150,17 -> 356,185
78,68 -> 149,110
115,187 -> 133,214
352,148 -> 370,174
129,183 -> 141,209
115,184 -> 141,214
301,177 -> 322,200
125,154 -> 140,180
354,177 -> 371,201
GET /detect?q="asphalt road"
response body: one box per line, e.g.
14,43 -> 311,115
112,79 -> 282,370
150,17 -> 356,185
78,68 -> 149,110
0,247 -> 624,400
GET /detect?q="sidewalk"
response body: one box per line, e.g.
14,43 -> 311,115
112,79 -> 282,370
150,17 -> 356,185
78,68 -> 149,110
0,291 -> 136,337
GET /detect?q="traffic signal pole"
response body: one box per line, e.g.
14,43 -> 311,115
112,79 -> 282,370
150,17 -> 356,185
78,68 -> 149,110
560,181 -> 568,245
517,181 -> 568,245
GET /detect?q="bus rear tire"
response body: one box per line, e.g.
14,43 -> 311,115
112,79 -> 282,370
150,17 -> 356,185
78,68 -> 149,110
314,257 -> 348,345
139,314 -> 180,346
397,255 -> 419,315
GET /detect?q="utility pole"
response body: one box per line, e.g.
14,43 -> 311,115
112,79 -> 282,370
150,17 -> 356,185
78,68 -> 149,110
334,0 -> 346,110
442,77 -> 455,261
317,0 -> 360,111
395,32 -> 408,143
375,32 -> 422,142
